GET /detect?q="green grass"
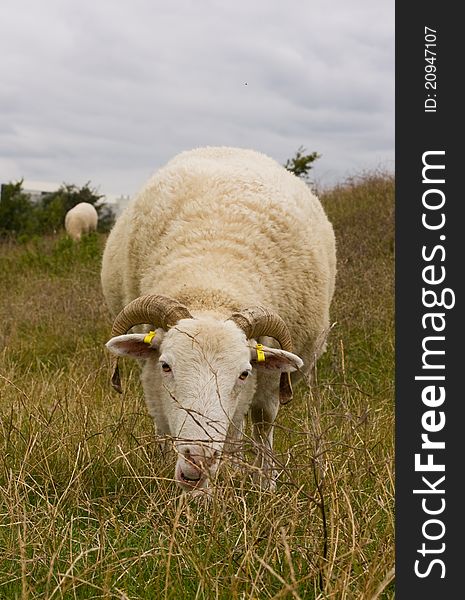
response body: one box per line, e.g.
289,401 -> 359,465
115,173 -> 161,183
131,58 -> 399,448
0,173 -> 394,599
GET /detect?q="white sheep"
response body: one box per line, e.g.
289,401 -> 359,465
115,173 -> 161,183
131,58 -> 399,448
64,202 -> 98,241
102,146 -> 336,492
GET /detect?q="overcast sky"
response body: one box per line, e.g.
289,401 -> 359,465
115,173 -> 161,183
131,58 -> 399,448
0,0 -> 394,199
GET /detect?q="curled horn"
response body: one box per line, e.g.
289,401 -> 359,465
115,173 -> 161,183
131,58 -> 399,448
228,307 -> 296,405
109,294 -> 192,393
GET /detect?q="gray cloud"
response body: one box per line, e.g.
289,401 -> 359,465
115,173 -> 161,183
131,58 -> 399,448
0,0 -> 394,197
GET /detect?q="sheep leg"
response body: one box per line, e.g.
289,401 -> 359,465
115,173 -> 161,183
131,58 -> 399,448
250,375 -> 280,490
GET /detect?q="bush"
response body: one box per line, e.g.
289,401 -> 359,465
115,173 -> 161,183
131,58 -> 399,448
284,146 -> 321,182
0,180 -> 35,238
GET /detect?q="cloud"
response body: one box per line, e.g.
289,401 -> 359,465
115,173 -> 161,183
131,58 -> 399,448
0,0 -> 394,197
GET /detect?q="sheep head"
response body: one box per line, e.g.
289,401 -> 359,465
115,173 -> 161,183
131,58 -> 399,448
105,294 -> 303,491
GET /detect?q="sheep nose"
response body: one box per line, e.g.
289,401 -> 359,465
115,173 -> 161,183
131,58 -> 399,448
177,444 -> 219,467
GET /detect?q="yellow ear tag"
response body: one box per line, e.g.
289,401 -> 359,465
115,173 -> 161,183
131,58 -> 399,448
143,331 -> 156,345
256,343 -> 266,362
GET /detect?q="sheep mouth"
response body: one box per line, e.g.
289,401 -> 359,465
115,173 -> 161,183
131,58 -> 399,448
176,464 -> 206,490
180,471 -> 202,484
175,458 -> 211,490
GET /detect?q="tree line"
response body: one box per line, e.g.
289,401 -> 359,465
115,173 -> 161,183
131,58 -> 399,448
0,147 -> 319,240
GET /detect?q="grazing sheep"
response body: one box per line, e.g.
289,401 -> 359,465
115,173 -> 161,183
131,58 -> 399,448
64,202 -> 98,241
101,146 -> 336,493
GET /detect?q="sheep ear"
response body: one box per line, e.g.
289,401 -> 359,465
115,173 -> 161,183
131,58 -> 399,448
249,345 -> 303,405
106,330 -> 164,359
250,345 -> 303,372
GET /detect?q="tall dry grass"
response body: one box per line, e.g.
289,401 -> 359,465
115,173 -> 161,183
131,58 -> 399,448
0,173 -> 394,599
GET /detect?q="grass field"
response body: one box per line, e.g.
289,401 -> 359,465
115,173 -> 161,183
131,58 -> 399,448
0,173 -> 394,599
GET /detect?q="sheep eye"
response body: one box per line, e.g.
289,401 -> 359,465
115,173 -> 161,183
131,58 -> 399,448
239,370 -> 250,380
161,362 -> 171,373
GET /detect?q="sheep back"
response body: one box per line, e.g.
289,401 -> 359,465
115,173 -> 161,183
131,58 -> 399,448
65,202 -> 98,241
101,147 -> 336,372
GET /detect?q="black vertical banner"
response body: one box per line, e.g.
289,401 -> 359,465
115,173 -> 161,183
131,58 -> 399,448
396,3 -> 463,597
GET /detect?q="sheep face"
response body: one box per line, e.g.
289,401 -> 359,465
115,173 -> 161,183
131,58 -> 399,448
106,316 -> 303,491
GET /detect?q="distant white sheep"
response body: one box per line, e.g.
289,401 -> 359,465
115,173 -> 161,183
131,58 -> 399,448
102,146 -> 336,493
64,202 -> 98,241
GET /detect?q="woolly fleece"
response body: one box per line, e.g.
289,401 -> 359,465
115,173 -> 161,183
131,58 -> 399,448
101,146 -> 336,374
65,202 -> 98,241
